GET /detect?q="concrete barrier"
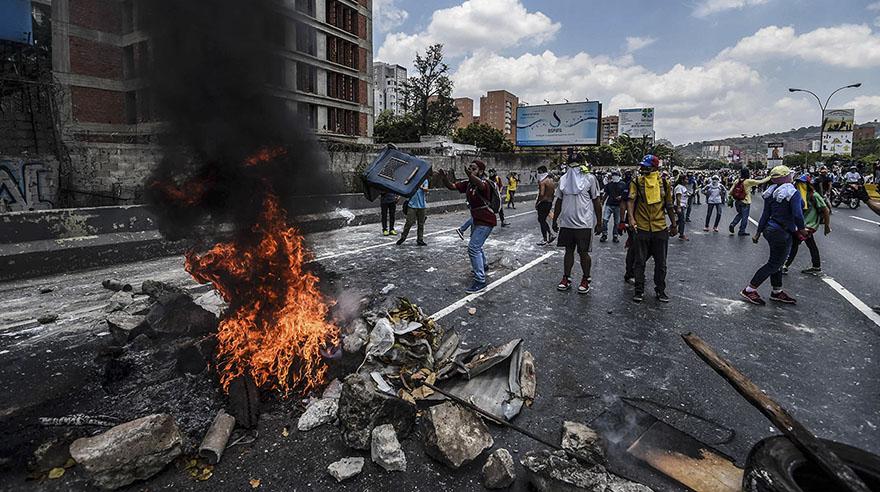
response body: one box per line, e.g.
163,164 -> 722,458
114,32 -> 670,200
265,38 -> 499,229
1,185 -> 537,281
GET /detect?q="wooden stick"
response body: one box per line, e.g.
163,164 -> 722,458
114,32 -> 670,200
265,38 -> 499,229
681,332 -> 870,492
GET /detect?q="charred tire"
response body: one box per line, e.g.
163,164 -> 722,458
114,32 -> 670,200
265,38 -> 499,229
742,436 -> 880,492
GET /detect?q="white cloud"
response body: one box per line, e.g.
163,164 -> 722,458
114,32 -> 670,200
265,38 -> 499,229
376,0 -> 559,67
842,95 -> 880,121
373,0 -> 409,33
693,0 -> 769,18
625,36 -> 656,53
869,2 -> 880,27
718,24 -> 880,68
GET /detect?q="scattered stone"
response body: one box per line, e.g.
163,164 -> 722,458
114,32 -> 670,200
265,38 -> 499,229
69,414 -> 182,490
521,450 -> 653,492
327,457 -> 364,482
31,437 -> 71,472
194,290 -> 227,318
102,279 -> 132,292
297,398 -> 339,431
140,280 -> 187,301
606,479 -> 655,492
122,297 -> 152,316
106,313 -> 149,344
127,334 -> 152,351
561,421 -> 606,466
342,319 -> 369,353
37,314 -> 58,324
175,343 -> 207,375
482,448 -> 516,489
380,283 -> 396,295
145,293 -> 217,335
422,401 -> 494,469
520,350 -> 536,406
39,287 -> 54,294
106,291 -> 135,313
322,378 -> 343,399
371,424 -> 406,472
468,307 -> 477,315
337,374 -> 416,450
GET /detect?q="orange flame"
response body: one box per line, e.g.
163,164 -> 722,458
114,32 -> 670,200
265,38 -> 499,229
185,194 -> 338,395
149,177 -> 212,207
244,146 -> 287,166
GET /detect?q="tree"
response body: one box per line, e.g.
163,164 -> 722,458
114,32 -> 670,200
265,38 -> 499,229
400,44 -> 460,136
611,134 -> 673,166
453,123 -> 513,152
373,110 -> 419,144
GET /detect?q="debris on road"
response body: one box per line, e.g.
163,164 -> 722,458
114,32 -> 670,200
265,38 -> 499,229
561,421 -> 607,466
337,373 -> 416,450
468,307 -> 477,315
482,448 -> 516,489
379,283 -> 396,295
198,410 -> 235,465
37,313 -> 58,324
101,279 -> 133,292
297,397 -> 339,431
327,457 -> 364,482
521,449 -> 653,492
105,312 -> 149,343
371,423 -> 407,472
422,401 -> 494,469
145,293 -> 218,335
106,291 -> 136,312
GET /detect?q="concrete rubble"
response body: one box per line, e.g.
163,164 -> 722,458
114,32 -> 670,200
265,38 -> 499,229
145,293 -> 217,335
561,421 -> 607,466
327,457 -> 364,482
105,312 -> 149,344
106,291 -> 136,313
422,401 -> 494,469
337,374 -> 416,450
482,448 -> 516,489
371,424 -> 407,472
297,397 -> 339,431
68,414 -> 182,490
342,319 -> 369,353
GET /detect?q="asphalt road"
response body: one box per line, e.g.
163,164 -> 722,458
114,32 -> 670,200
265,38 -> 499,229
0,194 -> 877,491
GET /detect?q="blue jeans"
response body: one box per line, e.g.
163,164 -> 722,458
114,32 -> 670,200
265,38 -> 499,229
730,202 -> 750,233
705,203 -> 722,228
602,204 -> 621,236
749,227 -> 792,289
468,225 -> 493,283
459,217 -> 473,234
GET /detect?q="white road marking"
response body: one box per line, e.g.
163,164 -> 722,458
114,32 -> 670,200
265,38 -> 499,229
851,216 -> 880,226
311,210 -> 537,262
822,277 -> 880,329
748,216 -> 759,227
430,251 -> 556,320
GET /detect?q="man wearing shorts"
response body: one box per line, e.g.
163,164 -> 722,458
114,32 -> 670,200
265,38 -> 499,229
552,156 -> 603,293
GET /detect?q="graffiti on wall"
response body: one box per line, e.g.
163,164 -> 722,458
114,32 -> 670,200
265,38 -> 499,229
0,158 -> 59,211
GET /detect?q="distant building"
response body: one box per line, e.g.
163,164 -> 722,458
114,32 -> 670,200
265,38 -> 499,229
854,125 -> 876,141
701,145 -> 731,159
479,90 -> 518,144
600,116 -> 619,145
453,97 -> 474,130
373,62 -> 407,116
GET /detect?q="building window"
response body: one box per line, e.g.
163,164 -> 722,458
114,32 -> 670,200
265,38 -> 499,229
295,21 -> 317,56
327,71 -> 358,103
326,0 -> 359,36
326,35 -> 358,69
296,62 -> 317,93
328,107 -> 360,136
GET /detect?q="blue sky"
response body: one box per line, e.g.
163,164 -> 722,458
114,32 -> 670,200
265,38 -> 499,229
372,0 -> 880,144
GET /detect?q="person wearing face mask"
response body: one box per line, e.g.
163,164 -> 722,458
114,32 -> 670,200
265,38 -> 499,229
599,169 -> 626,243
702,175 -> 726,232
782,174 -> 830,275
740,166 -> 809,306
626,155 -> 677,303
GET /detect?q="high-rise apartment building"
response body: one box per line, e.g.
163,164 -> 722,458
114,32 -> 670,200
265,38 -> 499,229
373,62 -> 407,116
479,90 -> 518,144
600,115 -> 619,145
453,97 -> 474,130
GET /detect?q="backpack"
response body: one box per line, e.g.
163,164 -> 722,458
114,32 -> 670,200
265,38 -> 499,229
472,179 -> 502,214
731,179 -> 747,201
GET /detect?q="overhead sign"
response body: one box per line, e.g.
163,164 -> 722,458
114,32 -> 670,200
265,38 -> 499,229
0,0 -> 32,44
767,142 -> 783,169
618,108 -> 654,139
821,109 -> 854,156
515,101 -> 601,147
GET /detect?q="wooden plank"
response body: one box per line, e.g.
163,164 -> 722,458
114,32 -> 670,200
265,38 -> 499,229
681,332 -> 870,492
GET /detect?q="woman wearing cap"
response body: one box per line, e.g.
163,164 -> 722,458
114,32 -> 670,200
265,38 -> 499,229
740,166 -> 809,306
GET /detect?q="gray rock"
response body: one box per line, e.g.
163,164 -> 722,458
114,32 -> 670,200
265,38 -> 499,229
37,313 -> 58,324
297,398 -> 339,431
145,293 -> 217,335
194,290 -> 227,318
140,280 -> 187,301
321,378 -> 343,399
106,291 -> 135,313
69,414 -> 182,490
106,313 -> 149,344
327,457 -> 364,482
342,319 -> 369,353
605,479 -> 655,492
31,437 -> 71,472
337,374 -> 416,450
122,296 -> 152,316
371,424 -> 406,472
561,421 -> 606,466
482,448 -> 516,489
422,401 -> 494,469
521,450 -> 610,492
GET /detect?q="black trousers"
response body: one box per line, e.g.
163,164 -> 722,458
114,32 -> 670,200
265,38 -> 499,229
536,201 -> 552,239
381,202 -> 396,231
633,229 -> 669,294
785,235 -> 820,268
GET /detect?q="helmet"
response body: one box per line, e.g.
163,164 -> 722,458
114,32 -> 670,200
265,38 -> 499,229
640,154 -> 660,168
795,173 -> 811,183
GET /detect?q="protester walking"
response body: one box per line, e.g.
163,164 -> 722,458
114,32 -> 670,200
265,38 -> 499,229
600,169 -> 626,243
685,172 -> 696,222
673,175 -> 689,241
727,168 -> 760,236
395,179 -> 429,246
380,192 -> 399,236
740,166 -> 808,306
702,175 -> 726,232
783,174 -> 831,275
507,172 -> 518,208
552,156 -> 602,293
439,160 -> 497,294
626,155 -> 677,303
535,166 -> 556,245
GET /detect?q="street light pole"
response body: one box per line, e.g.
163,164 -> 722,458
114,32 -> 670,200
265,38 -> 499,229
788,83 -> 861,159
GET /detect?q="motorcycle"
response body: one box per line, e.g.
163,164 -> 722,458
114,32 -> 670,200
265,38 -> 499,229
830,182 -> 862,209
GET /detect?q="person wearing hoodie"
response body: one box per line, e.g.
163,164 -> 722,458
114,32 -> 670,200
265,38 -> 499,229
740,166 -> 808,306
552,155 -> 603,294
727,167 -> 761,236
702,175 -> 726,232
782,173 -> 831,275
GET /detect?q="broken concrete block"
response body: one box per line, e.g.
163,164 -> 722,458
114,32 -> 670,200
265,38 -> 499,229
482,448 -> 516,489
520,350 -> 536,405
145,293 -> 217,335
106,291 -> 136,313
37,313 -> 58,324
106,313 -> 149,344
321,378 -> 343,399
194,290 -> 227,318
422,401 -> 494,469
561,421 -> 606,466
327,457 -> 364,482
140,280 -> 187,301
337,374 -> 416,450
521,450 -> 611,492
69,414 -> 182,490
605,479 -> 655,492
371,424 -> 406,472
297,398 -> 339,431
342,320 -> 368,353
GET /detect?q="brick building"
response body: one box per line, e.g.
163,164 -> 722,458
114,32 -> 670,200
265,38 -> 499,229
854,125 -> 876,142
453,97 -> 474,130
600,115 -> 618,145
479,90 -> 517,144
4,0 -> 373,207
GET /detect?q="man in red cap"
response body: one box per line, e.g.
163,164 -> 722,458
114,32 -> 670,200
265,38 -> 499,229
439,159 -> 496,293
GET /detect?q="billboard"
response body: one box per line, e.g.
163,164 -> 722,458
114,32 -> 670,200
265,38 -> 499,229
618,108 -> 654,139
515,101 -> 601,146
767,142 -> 783,169
821,109 -> 854,156
0,0 -> 33,44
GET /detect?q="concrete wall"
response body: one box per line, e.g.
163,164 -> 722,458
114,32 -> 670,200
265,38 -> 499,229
0,156 -> 60,212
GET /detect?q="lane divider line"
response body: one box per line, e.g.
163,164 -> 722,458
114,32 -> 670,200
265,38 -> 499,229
822,276 -> 880,329
851,216 -> 880,226
311,210 -> 537,262
748,216 -> 759,227
430,250 -> 556,321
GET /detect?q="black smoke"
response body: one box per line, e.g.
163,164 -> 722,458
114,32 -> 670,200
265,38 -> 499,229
143,0 -> 338,240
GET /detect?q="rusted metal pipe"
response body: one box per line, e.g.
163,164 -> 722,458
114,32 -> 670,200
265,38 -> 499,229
198,410 -> 236,464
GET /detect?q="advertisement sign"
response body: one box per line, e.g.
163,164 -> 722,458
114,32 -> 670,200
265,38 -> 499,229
618,108 -> 655,139
516,101 -> 601,146
821,109 -> 854,156
767,142 -> 784,169
0,0 -> 32,44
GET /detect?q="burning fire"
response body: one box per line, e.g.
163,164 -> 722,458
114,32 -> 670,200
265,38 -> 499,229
244,146 -> 287,166
185,192 -> 339,396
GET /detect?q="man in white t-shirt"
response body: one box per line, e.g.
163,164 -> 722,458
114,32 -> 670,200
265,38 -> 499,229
551,156 -> 603,294
673,175 -> 690,241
